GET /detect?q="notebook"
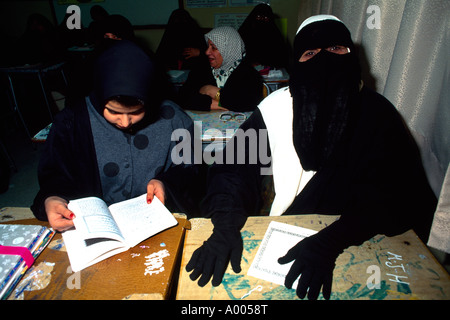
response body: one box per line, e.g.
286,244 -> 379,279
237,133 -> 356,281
0,224 -> 55,299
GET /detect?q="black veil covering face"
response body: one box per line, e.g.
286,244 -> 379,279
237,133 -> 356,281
290,16 -> 362,171
90,40 -> 161,133
238,3 -> 290,69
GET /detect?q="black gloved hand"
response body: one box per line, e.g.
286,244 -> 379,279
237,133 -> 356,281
278,232 -> 342,300
186,213 -> 246,287
186,227 -> 243,287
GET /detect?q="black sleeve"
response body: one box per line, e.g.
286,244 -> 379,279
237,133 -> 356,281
177,65 -> 216,111
288,89 -> 437,251
200,109 -> 271,221
30,102 -> 101,221
220,62 -> 264,112
155,118 -> 207,217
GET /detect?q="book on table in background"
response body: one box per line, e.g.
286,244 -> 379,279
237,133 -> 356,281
32,123 -> 52,142
0,224 -> 55,299
63,194 -> 178,272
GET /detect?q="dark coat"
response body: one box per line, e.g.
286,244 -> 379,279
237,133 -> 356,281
30,98 -> 204,221
177,59 -> 264,112
202,87 -> 436,250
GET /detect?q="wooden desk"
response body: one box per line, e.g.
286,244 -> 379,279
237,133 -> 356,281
262,68 -> 289,93
185,110 -> 253,164
176,215 -> 450,300
1,209 -> 189,300
29,110 -> 253,145
186,110 -> 252,143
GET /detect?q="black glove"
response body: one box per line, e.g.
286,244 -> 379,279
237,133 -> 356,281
278,232 -> 342,300
186,213 -> 246,287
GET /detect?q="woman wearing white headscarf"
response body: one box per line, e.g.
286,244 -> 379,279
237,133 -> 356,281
178,26 -> 264,111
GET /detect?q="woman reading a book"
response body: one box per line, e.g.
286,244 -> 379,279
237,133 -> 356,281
31,40 -> 202,232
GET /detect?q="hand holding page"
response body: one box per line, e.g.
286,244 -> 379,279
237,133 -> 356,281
247,221 -> 317,287
63,194 -> 178,272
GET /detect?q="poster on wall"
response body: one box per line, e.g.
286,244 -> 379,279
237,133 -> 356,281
52,0 -> 179,26
186,0 -> 227,8
214,13 -> 248,29
57,0 -> 104,4
229,0 -> 270,7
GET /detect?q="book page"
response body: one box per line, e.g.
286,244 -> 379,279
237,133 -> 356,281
68,197 -> 124,242
109,194 -> 178,247
247,221 -> 317,287
62,229 -> 128,272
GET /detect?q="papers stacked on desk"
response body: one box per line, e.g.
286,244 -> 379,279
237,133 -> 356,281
0,224 -> 55,299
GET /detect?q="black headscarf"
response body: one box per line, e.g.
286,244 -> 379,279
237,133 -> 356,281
238,3 -> 290,69
156,9 -> 206,70
101,14 -> 135,41
290,16 -> 361,171
90,40 -> 161,131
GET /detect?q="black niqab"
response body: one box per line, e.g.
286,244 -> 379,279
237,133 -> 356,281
290,20 -> 361,171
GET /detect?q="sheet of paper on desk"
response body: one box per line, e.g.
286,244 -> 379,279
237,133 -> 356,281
247,221 -> 317,287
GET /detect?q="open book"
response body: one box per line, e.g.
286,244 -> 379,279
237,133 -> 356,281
62,194 -> 178,272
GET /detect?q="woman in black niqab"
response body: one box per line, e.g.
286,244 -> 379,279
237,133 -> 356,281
290,16 -> 361,171
156,9 -> 207,71
238,3 -> 290,69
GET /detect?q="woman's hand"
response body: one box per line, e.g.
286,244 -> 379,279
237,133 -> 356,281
147,179 -> 166,204
45,196 -> 75,232
199,85 -> 219,99
200,85 -> 228,110
182,47 -> 200,59
210,99 -> 228,110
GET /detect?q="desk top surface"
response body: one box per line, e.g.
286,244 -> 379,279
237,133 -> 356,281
1,210 -> 189,300
0,62 -> 66,74
186,110 -> 252,142
262,68 -> 289,83
177,215 -> 450,300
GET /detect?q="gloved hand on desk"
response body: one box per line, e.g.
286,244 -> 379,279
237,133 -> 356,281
185,212 -> 246,287
278,230 -> 343,300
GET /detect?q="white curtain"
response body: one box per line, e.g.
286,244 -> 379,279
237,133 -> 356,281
296,0 -> 450,253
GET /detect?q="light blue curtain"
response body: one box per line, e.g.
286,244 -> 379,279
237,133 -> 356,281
296,0 -> 450,253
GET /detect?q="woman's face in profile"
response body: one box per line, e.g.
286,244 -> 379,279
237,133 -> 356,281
205,39 -> 223,69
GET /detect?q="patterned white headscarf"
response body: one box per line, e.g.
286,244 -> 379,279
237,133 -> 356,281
205,26 -> 246,88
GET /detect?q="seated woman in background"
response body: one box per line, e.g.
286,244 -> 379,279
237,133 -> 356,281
156,9 -> 208,71
13,13 -> 62,66
238,3 -> 290,72
31,41 -> 202,231
177,26 -> 264,112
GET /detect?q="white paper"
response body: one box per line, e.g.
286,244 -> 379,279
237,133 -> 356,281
247,221 -> 317,287
109,195 -> 178,248
63,194 -> 178,272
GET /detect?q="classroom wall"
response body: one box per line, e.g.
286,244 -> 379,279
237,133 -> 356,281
136,0 -> 302,54
0,1 -> 55,38
0,1 -> 301,55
